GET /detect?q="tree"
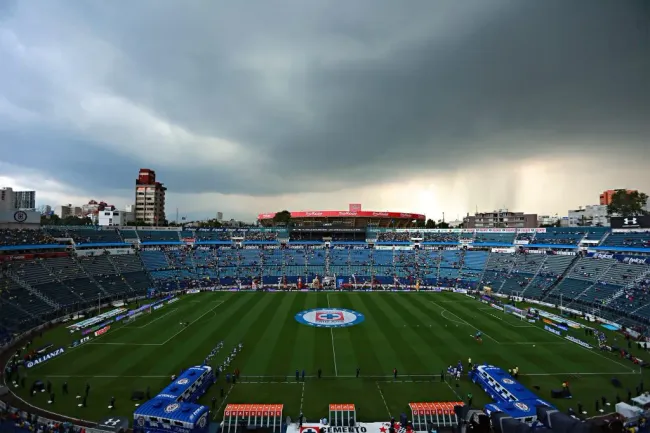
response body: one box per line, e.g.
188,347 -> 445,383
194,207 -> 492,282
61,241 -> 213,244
199,219 -> 222,228
272,210 -> 292,225
437,221 -> 450,229
415,219 -> 425,228
607,190 -> 648,217
425,219 -> 436,229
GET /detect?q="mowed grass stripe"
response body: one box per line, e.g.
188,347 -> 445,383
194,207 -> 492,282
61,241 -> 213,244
155,293 -> 264,375
257,293 -> 305,375
32,296 -> 200,376
104,295 -> 230,377
225,292 -> 293,374
361,293 -> 426,374
326,292 -> 359,377
289,293 -> 322,378
345,293 -> 406,375
339,292 -> 385,376
394,293 -> 465,371
377,293 -> 448,374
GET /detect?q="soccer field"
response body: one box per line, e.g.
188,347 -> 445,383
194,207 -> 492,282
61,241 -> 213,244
10,292 -> 647,423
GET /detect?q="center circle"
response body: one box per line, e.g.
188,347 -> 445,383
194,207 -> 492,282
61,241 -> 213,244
295,308 -> 365,328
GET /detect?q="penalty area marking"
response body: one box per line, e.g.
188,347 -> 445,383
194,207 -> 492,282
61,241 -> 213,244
477,309 -> 535,328
430,300 -> 500,344
160,300 -> 225,345
124,308 -> 178,329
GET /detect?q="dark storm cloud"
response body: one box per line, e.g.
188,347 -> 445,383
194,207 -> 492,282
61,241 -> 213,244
0,0 -> 648,199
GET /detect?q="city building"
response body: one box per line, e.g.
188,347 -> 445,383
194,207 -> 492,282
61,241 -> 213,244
135,168 -> 167,225
463,209 -> 538,229
567,205 -> 609,227
216,212 -> 224,221
96,205 -> 135,227
13,190 -> 36,210
600,189 -> 637,206
537,215 -> 560,226
0,187 -> 16,212
55,204 -> 82,218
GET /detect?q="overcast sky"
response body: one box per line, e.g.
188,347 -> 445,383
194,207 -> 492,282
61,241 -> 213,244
1,1 -> 649,222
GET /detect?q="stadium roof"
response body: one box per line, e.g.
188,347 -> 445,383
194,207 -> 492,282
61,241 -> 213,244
257,210 -> 426,220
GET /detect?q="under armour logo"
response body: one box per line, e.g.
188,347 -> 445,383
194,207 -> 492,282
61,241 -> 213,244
102,419 -> 121,427
624,218 -> 637,225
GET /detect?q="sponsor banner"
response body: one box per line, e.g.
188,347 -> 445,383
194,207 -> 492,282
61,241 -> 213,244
0,252 -> 69,262
258,210 -> 426,220
69,336 -> 91,348
490,303 -> 504,311
81,319 -> 114,336
588,252 -> 650,265
611,216 -> 650,229
25,348 -> 65,368
565,335 -> 592,349
186,289 -> 201,294
535,309 -> 581,329
153,304 -> 164,311
491,247 -> 516,253
94,326 -> 111,337
504,305 -> 525,315
453,288 -> 468,294
514,240 -> 529,245
542,318 -> 569,331
289,423 -> 412,433
168,297 -> 179,305
75,248 -> 133,257
544,325 -> 564,336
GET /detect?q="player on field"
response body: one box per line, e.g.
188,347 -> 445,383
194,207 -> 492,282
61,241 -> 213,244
474,331 -> 482,343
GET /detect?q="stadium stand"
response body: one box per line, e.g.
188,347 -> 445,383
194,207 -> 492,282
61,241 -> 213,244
531,228 -> 586,245
601,231 -> 650,248
474,232 -> 516,245
2,226 -> 650,334
0,228 -> 56,246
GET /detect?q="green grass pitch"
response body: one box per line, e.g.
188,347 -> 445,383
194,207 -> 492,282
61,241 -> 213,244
9,292 -> 648,423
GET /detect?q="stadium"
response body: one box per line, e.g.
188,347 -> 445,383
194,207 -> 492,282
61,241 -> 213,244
2,218 -> 650,433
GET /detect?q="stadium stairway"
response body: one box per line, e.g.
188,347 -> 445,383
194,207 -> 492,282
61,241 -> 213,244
537,254 -> 581,300
3,270 -> 60,310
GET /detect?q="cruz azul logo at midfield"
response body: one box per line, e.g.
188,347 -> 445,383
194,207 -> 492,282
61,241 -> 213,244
295,308 -> 365,328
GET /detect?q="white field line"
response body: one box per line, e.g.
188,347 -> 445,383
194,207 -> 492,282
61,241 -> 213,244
299,382 -> 305,414
444,380 -> 463,400
463,297 -> 638,372
430,300 -> 500,343
125,308 -> 178,329
327,293 -> 338,377
477,309 -> 535,328
160,300 -> 225,345
213,384 -> 234,420
375,382 -> 391,418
